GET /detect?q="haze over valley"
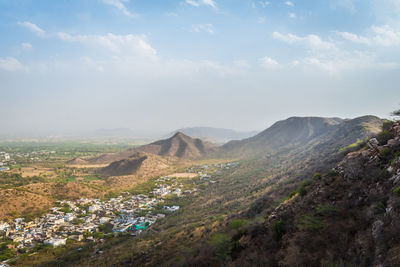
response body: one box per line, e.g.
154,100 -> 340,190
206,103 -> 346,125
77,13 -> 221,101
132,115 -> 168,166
1,1 -> 400,266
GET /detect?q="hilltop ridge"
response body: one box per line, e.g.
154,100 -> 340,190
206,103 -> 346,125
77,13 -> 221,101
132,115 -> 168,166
220,116 -> 382,157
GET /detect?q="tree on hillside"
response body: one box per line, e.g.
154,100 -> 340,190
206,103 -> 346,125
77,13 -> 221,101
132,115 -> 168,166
391,108 -> 400,118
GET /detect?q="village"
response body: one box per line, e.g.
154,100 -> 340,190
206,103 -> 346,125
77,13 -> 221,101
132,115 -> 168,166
0,160 -> 239,265
0,175 -> 190,252
0,162 -> 240,249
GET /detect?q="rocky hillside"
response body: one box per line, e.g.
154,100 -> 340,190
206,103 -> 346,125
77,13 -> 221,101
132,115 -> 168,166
97,152 -> 170,177
71,132 -> 216,165
228,120 -> 400,266
220,116 -> 382,157
136,132 -> 217,159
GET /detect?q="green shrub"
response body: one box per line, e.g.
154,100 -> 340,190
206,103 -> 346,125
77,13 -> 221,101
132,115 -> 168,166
229,219 -> 248,230
98,223 -> 113,233
327,170 -> 338,177
316,204 -> 337,217
393,186 -> 400,197
272,219 -> 285,238
209,233 -> 232,261
0,248 -> 16,261
286,191 -> 298,200
374,201 -> 387,215
297,184 -> 307,196
383,120 -> 395,131
313,172 -> 322,180
381,148 -> 391,157
93,232 -> 104,239
297,215 -> 324,231
339,139 -> 364,152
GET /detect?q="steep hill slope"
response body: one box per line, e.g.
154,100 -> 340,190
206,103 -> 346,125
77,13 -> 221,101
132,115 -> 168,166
220,116 -> 382,157
168,127 -> 258,144
228,120 -> 400,267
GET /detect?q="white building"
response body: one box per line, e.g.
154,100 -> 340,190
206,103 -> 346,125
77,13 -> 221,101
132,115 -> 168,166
89,204 -> 101,212
99,217 -> 111,224
0,222 -> 10,231
14,218 -> 24,224
44,238 -> 66,247
163,206 -> 180,212
53,218 -> 64,224
64,213 -> 75,222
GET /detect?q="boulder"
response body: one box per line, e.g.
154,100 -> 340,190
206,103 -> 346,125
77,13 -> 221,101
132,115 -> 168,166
368,138 -> 379,149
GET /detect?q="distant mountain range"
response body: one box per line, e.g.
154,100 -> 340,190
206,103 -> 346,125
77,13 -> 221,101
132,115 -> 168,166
69,115 -> 384,178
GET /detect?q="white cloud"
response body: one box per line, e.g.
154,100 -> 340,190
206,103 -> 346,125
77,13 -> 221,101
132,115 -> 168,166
17,21 -> 45,37
336,31 -> 370,44
285,1 -> 294,7
337,25 -> 400,46
260,56 -> 281,69
190,24 -> 214,34
21,42 -> 33,50
103,0 -> 136,17
371,25 -> 400,46
0,57 -> 25,72
57,32 -> 158,60
185,0 -> 217,9
257,17 -> 265,24
303,51 -> 398,75
273,32 -> 335,50
289,12 -> 296,19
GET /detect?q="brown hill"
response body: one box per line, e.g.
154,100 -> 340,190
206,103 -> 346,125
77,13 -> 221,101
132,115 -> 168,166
66,157 -> 89,165
88,132 -> 217,164
136,132 -> 217,159
98,152 -> 169,177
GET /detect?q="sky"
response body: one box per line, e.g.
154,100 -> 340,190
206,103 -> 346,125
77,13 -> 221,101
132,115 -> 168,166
1,0 -> 400,136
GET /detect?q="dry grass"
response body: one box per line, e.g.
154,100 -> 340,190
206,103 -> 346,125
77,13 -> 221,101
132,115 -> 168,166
167,173 -> 199,178
9,166 -> 56,178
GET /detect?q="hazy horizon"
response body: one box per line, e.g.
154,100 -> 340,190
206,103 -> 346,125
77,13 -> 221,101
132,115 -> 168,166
1,0 -> 400,136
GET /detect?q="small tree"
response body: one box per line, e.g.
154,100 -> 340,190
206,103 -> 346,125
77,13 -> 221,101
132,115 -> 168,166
391,109 -> 400,119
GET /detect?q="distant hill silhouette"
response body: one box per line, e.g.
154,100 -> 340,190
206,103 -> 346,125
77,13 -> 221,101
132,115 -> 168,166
137,132 -> 217,159
168,127 -> 258,144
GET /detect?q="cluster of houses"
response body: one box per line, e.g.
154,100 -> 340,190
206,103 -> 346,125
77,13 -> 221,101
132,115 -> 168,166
187,162 -> 239,174
0,181 -> 187,251
152,176 -> 195,196
0,162 -> 239,259
186,163 -> 238,185
0,152 -> 11,171
0,150 -> 58,170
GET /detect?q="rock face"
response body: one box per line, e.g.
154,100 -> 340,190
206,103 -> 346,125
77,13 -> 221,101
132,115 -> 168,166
229,120 -> 400,267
